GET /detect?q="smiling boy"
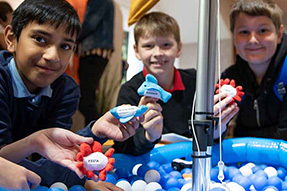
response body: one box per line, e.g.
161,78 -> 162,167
113,12 -> 239,155
221,0 -> 287,139
0,0 -> 141,189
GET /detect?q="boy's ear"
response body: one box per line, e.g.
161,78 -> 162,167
133,44 -> 141,60
176,41 -> 183,58
277,24 -> 284,44
4,25 -> 16,52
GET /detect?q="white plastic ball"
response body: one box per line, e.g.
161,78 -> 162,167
50,182 -> 68,191
116,180 -> 132,191
264,188 -> 278,191
264,167 -> 278,178
132,164 -> 143,175
131,180 -> 147,191
239,166 -> 253,177
226,182 -> 245,191
144,182 -> 162,191
144,169 -> 161,183
181,182 -> 192,191
245,162 -> 256,169
210,182 -> 227,190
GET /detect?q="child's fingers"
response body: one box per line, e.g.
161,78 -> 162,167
27,170 -> 41,189
139,96 -> 158,105
220,104 -> 239,125
66,131 -> 94,145
213,92 -> 228,104
146,102 -> 162,112
213,96 -> 234,115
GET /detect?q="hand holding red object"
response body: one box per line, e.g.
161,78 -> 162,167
216,78 -> 244,102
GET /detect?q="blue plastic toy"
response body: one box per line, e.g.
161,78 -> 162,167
110,105 -> 148,123
137,74 -> 172,103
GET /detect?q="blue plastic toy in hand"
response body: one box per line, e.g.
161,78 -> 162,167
110,105 -> 148,123
137,74 -> 172,103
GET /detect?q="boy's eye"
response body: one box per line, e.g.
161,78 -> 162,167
239,30 -> 249,35
163,43 -> 172,48
258,28 -> 268,34
35,36 -> 46,44
61,44 -> 72,50
143,44 -> 153,49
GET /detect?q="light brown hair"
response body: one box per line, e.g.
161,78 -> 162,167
230,0 -> 283,33
134,12 -> 181,45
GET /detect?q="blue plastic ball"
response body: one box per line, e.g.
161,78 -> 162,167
282,181 -> 287,190
169,171 -> 182,179
278,167 -> 287,180
248,173 -> 257,183
232,174 -> 244,183
260,164 -> 268,170
252,165 -> 262,173
68,185 -> 85,191
167,187 -> 181,191
178,178 -> 186,188
159,173 -> 172,187
233,175 -> 252,191
268,176 -> 282,191
164,177 -> 179,190
227,167 -> 241,180
255,170 -> 268,179
147,161 -> 160,170
161,163 -> 173,173
181,168 -> 192,175
137,164 -> 152,177
252,175 -> 268,191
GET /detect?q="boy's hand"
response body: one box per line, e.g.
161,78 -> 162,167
92,111 -> 144,141
213,93 -> 239,139
0,128 -> 94,179
0,157 -> 41,190
139,97 -> 163,142
84,180 -> 123,191
33,128 -> 94,179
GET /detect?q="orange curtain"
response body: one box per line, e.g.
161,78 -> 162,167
65,0 -> 88,84
128,0 -> 160,26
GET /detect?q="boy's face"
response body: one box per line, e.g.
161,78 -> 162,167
5,22 -> 76,93
233,13 -> 283,66
134,33 -> 182,76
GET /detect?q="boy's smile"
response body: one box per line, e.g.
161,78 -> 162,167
5,22 -> 76,94
233,13 -> 283,67
134,34 -> 182,77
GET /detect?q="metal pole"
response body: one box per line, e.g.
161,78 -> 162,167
192,0 -> 217,190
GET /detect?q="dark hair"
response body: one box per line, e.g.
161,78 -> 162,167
230,0 -> 283,33
11,0 -> 81,40
134,12 -> 181,45
0,2 -> 13,22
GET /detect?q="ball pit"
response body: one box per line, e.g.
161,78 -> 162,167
2,138 -> 287,191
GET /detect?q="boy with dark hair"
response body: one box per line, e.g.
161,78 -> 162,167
221,0 -> 287,139
113,12 -> 239,155
0,0 -> 141,189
